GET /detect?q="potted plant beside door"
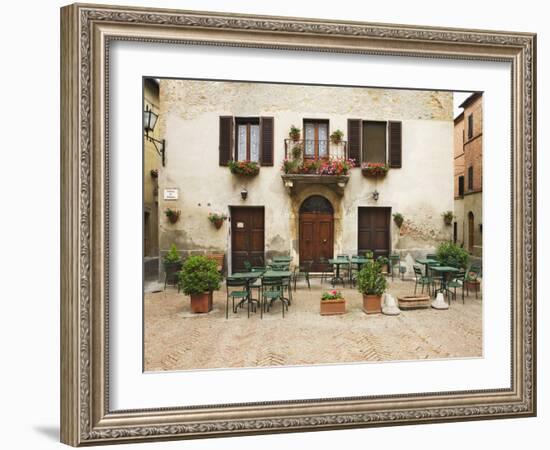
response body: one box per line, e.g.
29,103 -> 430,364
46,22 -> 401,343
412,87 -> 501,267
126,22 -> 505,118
178,255 -> 222,313
357,261 -> 387,314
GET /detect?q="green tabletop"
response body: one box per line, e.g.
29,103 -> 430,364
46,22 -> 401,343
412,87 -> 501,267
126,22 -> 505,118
228,271 -> 261,280
272,256 -> 292,262
416,258 -> 438,265
262,270 -> 292,278
328,258 -> 350,265
430,266 -> 460,272
351,257 -> 370,264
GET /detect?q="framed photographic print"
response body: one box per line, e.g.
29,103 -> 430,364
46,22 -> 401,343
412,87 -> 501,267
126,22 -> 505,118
60,3 -> 536,446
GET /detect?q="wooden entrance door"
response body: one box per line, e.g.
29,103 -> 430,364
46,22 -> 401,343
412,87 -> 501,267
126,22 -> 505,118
231,207 -> 264,272
299,196 -> 334,272
358,207 -> 390,259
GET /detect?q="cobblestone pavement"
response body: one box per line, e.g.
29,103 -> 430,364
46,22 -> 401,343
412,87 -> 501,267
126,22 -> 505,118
144,277 -> 482,372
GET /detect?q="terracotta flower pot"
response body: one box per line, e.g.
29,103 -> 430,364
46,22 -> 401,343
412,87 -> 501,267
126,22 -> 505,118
320,299 -> 346,315
213,218 -> 224,229
190,291 -> 213,313
362,294 -> 382,314
168,214 -> 179,224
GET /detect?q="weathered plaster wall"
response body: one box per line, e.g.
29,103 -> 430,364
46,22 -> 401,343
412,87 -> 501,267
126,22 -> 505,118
157,80 -> 454,272
143,79 -> 160,257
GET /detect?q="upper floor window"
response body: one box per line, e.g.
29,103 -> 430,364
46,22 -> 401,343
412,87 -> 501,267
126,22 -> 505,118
362,121 -> 387,164
468,166 -> 474,191
236,118 -> 260,162
458,175 -> 465,197
303,120 -> 329,159
467,113 -> 474,140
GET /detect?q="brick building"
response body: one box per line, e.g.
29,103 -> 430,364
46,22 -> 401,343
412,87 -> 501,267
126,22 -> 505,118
453,92 -> 483,257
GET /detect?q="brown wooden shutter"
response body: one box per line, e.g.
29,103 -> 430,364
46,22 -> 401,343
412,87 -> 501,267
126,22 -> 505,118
388,121 -> 402,168
347,119 -> 361,164
260,117 -> 274,166
219,116 -> 233,166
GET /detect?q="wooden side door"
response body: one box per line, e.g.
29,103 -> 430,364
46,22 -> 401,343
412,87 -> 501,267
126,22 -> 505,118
299,212 -> 334,272
231,207 -> 265,271
358,207 -> 390,259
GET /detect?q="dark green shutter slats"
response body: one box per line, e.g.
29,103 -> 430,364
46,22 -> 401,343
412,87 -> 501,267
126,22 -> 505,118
388,121 -> 402,168
260,117 -> 274,166
347,119 -> 361,164
219,116 -> 233,166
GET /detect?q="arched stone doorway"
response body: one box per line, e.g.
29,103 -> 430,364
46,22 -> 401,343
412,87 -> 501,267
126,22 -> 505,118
299,195 -> 334,271
468,211 -> 474,253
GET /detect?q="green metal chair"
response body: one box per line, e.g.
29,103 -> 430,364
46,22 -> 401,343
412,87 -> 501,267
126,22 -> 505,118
413,265 -> 432,295
225,278 -> 252,319
465,264 -> 482,299
319,256 -> 333,285
293,260 -> 312,291
389,254 -> 401,281
262,277 -> 289,318
448,269 -> 467,304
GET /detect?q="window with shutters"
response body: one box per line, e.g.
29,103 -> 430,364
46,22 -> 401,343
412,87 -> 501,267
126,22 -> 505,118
468,114 -> 473,140
458,175 -> 465,197
362,121 -> 386,164
219,116 -> 273,167
235,118 -> 260,162
468,166 -> 474,191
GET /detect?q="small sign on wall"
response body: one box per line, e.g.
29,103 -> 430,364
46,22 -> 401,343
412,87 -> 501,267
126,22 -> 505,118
236,222 -> 245,229
163,188 -> 179,200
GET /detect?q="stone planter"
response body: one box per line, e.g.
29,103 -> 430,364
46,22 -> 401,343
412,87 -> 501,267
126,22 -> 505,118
362,294 -> 382,314
397,295 -> 431,310
190,291 -> 213,313
320,299 -> 346,315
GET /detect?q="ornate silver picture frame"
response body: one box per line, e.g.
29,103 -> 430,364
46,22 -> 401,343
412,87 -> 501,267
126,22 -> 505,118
60,3 -> 536,446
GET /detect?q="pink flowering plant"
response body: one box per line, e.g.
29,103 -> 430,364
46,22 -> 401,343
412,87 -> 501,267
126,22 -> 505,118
321,290 -> 344,301
281,157 -> 355,175
208,212 -> 227,224
228,160 -> 260,176
361,162 -> 389,177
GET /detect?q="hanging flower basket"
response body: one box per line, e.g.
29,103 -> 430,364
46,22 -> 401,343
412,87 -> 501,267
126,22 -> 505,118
361,162 -> 389,177
208,212 -> 228,229
228,160 -> 260,176
442,211 -> 454,226
164,208 -> 180,224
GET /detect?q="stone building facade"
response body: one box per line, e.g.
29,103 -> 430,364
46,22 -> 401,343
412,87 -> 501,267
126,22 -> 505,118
453,92 -> 483,257
154,79 -> 455,275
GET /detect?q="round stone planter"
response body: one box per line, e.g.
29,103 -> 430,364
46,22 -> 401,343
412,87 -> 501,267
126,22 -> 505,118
362,294 -> 382,314
397,295 -> 431,310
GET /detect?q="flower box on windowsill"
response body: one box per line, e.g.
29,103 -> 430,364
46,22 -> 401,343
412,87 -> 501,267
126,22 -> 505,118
228,160 -> 260,176
361,162 -> 389,178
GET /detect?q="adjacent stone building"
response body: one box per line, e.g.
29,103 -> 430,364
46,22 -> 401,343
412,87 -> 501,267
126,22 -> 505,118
453,92 -> 483,257
153,79 -> 455,275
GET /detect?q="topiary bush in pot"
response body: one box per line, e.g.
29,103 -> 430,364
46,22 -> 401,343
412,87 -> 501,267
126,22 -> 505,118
357,261 -> 388,314
436,242 -> 470,269
178,255 -> 222,313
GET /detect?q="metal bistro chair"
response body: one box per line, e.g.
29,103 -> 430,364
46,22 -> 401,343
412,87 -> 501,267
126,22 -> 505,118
271,263 -> 292,305
389,254 -> 401,281
293,260 -> 312,291
448,269 -> 467,304
262,277 -> 289,318
319,256 -> 333,285
465,264 -> 482,299
225,278 -> 252,319
413,265 -> 433,295
336,254 -> 350,282
427,260 -> 443,295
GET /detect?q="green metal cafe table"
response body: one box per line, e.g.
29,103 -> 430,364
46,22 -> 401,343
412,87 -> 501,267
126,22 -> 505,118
430,266 -> 460,300
415,258 -> 439,276
328,258 -> 350,287
227,271 -> 263,315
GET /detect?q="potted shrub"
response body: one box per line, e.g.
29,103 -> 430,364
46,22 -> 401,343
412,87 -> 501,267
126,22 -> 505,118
436,242 -> 470,269
163,244 -> 182,287
357,261 -> 387,314
361,162 -> 389,177
289,125 -> 301,141
228,160 -> 260,176
393,212 -> 404,228
329,129 -> 344,144
291,142 -> 303,160
442,210 -> 454,226
208,212 -> 227,229
178,255 -> 222,313
320,290 -> 346,315
164,208 -> 180,224
376,255 -> 390,274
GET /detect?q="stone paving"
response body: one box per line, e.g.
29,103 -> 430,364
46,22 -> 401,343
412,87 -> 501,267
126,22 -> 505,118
144,277 -> 482,372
